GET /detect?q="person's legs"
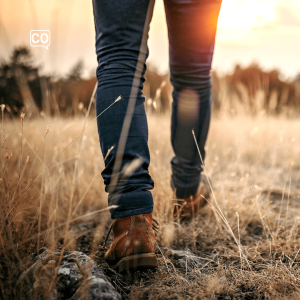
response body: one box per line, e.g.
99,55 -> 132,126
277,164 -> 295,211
92,0 -> 155,220
92,0 -> 158,272
164,0 -> 222,199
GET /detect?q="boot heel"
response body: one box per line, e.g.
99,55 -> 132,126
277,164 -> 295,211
113,252 -> 158,272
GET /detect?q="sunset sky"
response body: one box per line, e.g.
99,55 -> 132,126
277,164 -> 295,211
1,0 -> 300,79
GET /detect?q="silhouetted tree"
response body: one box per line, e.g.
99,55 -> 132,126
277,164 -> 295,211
0,46 -> 41,116
67,60 -> 84,81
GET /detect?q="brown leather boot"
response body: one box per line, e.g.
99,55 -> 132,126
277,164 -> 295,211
174,175 -> 211,219
104,213 -> 158,272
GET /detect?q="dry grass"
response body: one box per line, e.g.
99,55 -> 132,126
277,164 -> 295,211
1,108 -> 300,299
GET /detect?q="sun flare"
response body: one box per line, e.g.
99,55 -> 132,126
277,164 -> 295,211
217,0 -> 277,40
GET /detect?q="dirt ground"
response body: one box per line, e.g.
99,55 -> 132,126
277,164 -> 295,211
1,111 -> 300,299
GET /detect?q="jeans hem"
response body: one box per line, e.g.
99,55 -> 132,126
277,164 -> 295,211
110,205 -> 153,220
171,177 -> 201,199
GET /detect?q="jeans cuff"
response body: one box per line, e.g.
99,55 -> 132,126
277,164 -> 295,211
171,177 -> 200,199
110,206 -> 153,220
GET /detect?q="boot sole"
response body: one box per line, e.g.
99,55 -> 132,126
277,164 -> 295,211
110,252 -> 158,273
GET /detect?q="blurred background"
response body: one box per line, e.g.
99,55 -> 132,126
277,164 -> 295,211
0,0 -> 300,116
1,2 -> 300,298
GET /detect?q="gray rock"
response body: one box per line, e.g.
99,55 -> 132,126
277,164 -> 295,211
17,248 -> 121,300
161,247 -> 210,271
163,249 -> 195,260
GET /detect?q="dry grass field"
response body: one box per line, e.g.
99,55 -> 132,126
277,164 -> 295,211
1,106 -> 300,299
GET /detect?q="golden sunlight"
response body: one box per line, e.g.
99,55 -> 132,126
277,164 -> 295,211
217,0 -> 277,41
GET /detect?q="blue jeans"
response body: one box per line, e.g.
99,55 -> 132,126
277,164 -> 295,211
92,0 -> 222,219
